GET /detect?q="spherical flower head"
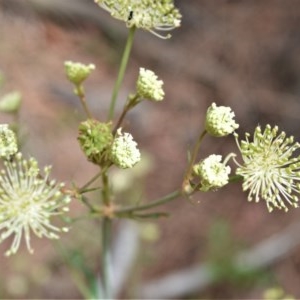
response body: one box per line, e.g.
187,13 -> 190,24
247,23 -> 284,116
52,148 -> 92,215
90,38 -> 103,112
0,124 -> 18,157
64,61 -> 95,86
234,124 -> 300,212
110,128 -> 141,169
78,119 -> 113,166
193,154 -> 231,192
136,68 -> 164,101
205,102 -> 239,137
0,153 -> 71,256
94,0 -> 182,39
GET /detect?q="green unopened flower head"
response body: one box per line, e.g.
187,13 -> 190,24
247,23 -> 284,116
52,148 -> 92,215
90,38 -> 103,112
235,125 -> 300,212
64,61 -> 95,86
110,128 -> 141,169
136,68 -> 164,101
0,91 -> 21,113
193,154 -> 231,191
95,0 -> 182,39
78,119 -> 113,166
0,124 -> 18,157
205,102 -> 239,137
0,153 -> 71,256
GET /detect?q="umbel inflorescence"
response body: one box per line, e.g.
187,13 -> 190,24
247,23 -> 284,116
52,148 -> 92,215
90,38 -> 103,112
0,152 -> 70,256
234,125 -> 300,212
94,0 -> 182,38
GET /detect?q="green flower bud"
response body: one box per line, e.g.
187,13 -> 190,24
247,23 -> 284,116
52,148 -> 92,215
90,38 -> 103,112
0,124 -> 18,157
0,91 -> 21,113
136,68 -> 164,101
205,102 -> 239,137
64,61 -> 95,86
193,154 -> 231,191
78,119 -> 113,166
110,128 -> 141,169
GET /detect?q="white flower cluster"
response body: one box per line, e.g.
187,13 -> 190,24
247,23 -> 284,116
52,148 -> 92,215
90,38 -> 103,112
136,68 -> 164,101
235,124 -> 300,212
193,154 -> 231,192
110,128 -> 141,169
94,0 -> 181,38
0,124 -> 18,157
205,103 -> 239,137
0,152 -> 70,255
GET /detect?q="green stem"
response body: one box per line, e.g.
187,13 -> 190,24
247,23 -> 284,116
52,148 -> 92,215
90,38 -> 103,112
115,190 -> 181,215
101,217 -> 112,299
101,172 -> 110,206
75,85 -> 93,119
182,130 -> 207,190
79,170 -> 103,193
108,26 -> 136,121
229,174 -> 243,183
113,94 -> 140,134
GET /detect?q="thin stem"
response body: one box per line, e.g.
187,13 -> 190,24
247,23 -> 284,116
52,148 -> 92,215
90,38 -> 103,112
113,94 -> 140,134
113,105 -> 130,135
75,85 -> 93,119
182,130 -> 207,190
115,190 -> 181,215
101,171 -> 110,206
79,170 -> 103,193
80,196 -> 96,212
108,26 -> 136,120
101,217 -> 112,299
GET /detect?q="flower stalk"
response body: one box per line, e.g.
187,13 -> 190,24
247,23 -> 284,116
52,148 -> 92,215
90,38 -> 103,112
108,26 -> 136,120
182,130 -> 207,193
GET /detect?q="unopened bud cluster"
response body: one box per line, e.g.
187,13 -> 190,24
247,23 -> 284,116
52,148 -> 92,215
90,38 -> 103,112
78,119 -> 113,166
78,121 -> 141,169
65,61 -> 95,86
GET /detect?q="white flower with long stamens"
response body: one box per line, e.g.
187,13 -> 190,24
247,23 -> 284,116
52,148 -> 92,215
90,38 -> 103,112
0,153 -> 71,256
94,0 -> 182,39
193,154 -> 232,192
234,125 -> 300,212
0,124 -> 18,158
205,103 -> 239,137
137,68 -> 164,101
110,128 -> 141,169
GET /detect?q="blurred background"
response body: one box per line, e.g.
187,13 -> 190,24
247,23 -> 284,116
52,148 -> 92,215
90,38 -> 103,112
0,0 -> 300,298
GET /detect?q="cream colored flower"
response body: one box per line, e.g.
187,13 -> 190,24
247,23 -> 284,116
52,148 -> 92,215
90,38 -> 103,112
110,128 -> 141,169
136,68 -> 164,101
193,154 -> 231,191
0,153 -> 70,255
235,125 -> 300,212
205,103 -> 239,137
0,124 -> 18,157
95,0 -> 181,38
